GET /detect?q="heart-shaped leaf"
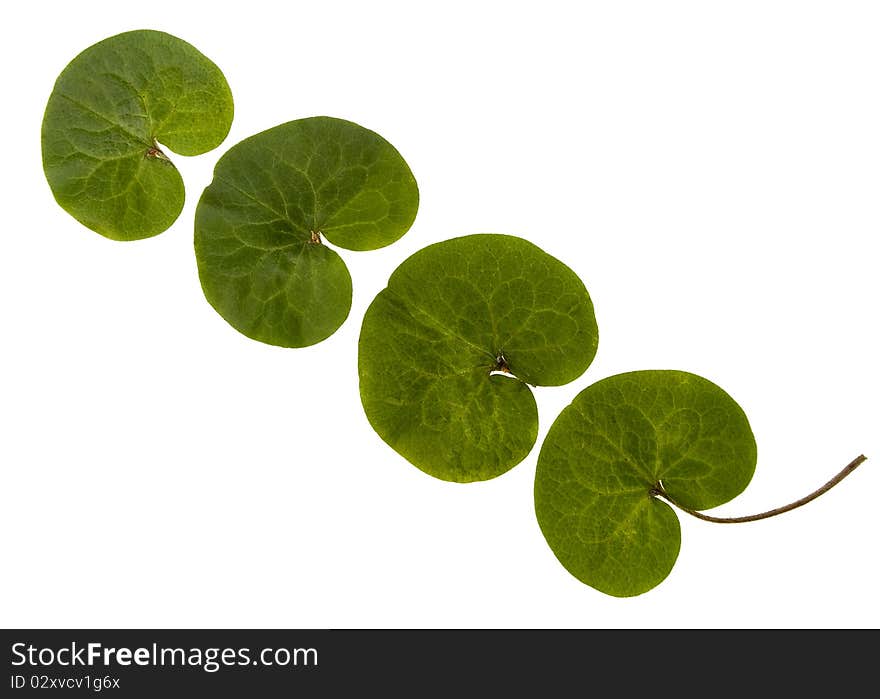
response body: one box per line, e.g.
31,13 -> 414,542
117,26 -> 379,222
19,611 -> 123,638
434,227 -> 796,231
359,234 -> 599,482
194,117 -> 419,348
42,29 -> 233,241
534,370 -> 757,597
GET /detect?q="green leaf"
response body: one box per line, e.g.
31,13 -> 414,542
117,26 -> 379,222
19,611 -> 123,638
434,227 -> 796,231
359,234 -> 599,482
194,117 -> 419,348
534,370 -> 757,597
41,29 -> 234,241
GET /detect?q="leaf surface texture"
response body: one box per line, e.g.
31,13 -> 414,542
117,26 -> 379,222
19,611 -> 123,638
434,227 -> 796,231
42,29 -> 233,240
535,370 -> 757,596
195,117 -> 419,347
359,234 -> 598,481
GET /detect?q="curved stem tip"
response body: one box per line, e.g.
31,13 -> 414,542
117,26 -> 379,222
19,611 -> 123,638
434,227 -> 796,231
653,454 -> 867,523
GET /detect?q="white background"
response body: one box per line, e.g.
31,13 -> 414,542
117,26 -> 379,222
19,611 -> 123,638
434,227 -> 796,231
1,0 -> 877,628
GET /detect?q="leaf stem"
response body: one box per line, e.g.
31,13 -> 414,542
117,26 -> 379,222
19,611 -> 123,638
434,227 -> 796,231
652,454 -> 867,523
493,352 -> 511,373
146,139 -> 171,162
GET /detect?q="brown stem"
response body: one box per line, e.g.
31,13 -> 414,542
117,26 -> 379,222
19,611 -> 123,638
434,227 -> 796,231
145,139 -> 171,162
652,454 -> 867,523
146,146 -> 170,161
493,353 -> 511,374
